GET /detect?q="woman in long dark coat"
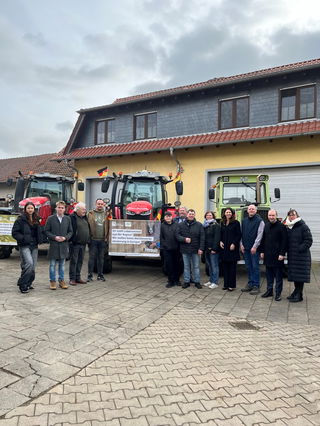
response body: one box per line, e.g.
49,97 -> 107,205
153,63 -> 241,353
219,208 -> 241,291
284,209 -> 313,303
12,201 -> 42,293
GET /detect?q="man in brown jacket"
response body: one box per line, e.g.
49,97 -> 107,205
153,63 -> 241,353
87,198 -> 110,282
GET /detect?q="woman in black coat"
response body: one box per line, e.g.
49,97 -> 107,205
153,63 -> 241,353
284,209 -> 313,303
219,208 -> 241,291
12,202 -> 42,293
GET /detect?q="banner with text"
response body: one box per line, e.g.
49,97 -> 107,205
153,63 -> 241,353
109,219 -> 160,257
0,214 -> 18,245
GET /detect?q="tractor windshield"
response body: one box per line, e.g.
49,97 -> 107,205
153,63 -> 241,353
222,182 -> 266,205
122,180 -> 163,208
26,180 -> 73,205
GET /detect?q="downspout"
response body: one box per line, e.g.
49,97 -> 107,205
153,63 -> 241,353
169,147 -> 184,202
64,160 -> 80,201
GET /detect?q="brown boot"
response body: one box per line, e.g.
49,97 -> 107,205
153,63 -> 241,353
59,280 -> 68,289
50,281 -> 57,290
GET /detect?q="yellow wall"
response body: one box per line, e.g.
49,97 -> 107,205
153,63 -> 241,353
75,135 -> 320,217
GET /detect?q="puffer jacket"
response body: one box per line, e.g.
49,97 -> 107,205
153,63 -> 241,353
12,214 -> 42,247
286,219 -> 312,283
175,219 -> 205,254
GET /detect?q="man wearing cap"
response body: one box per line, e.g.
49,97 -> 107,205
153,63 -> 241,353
160,211 -> 180,288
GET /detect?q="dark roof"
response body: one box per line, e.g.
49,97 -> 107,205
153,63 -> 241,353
79,58 -> 320,112
55,119 -> 320,161
0,153 -> 75,183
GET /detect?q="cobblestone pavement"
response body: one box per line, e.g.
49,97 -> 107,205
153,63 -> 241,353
0,251 -> 320,424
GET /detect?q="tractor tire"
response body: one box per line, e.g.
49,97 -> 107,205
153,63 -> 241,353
0,246 -> 12,259
103,253 -> 113,274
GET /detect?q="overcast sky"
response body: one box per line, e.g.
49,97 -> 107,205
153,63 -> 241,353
1,0 -> 320,159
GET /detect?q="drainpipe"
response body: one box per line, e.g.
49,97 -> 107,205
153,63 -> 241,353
64,160 -> 80,201
169,147 -> 184,202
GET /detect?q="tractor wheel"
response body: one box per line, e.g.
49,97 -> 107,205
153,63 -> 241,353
103,253 -> 113,274
0,246 -> 12,259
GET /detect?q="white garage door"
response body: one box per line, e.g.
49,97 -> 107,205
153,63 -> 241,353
208,166 -> 320,261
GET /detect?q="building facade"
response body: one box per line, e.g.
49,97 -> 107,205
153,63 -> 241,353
56,58 -> 320,260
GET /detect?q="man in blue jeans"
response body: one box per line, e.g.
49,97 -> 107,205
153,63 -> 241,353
175,209 -> 205,289
45,201 -> 73,290
240,204 -> 265,295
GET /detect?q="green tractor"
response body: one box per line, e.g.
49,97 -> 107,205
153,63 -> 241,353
209,174 -> 280,223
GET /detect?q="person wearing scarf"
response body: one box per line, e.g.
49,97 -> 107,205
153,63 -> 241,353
284,209 -> 313,303
203,211 -> 221,289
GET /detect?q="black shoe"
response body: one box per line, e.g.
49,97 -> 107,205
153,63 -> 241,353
87,275 -> 93,282
287,291 -> 296,300
249,287 -> 260,295
289,294 -> 303,303
166,282 -> 175,288
20,287 -> 29,294
222,287 -> 228,290
97,275 -> 106,282
195,283 -> 202,289
29,286 -> 35,290
261,290 -> 273,298
275,295 -> 282,301
182,282 -> 190,289
175,281 -> 182,286
241,285 -> 252,292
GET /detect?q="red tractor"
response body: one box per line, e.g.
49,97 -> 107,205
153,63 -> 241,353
0,172 -> 83,258
102,169 -> 183,220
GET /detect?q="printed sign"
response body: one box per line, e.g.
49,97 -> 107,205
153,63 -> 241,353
0,214 -> 18,245
109,219 -> 160,257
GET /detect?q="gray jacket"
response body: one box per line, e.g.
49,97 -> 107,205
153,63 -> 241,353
45,215 -> 73,260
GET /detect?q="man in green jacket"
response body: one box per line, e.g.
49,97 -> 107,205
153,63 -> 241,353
87,198 -> 110,282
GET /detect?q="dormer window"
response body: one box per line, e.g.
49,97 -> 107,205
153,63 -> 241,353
280,85 -> 315,121
134,112 -> 157,140
219,96 -> 249,130
95,119 -> 115,144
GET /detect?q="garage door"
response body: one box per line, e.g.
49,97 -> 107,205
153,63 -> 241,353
208,166 -> 320,261
85,178 -> 124,210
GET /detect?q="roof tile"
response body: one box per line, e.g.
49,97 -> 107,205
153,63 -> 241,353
54,120 -> 320,161
0,153 -> 75,182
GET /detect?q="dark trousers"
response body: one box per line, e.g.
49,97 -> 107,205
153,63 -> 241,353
163,249 -> 180,285
222,261 -> 237,289
266,265 -> 283,296
88,240 -> 106,276
69,244 -> 86,280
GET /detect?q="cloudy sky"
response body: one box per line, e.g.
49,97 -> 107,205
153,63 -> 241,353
1,0 -> 320,159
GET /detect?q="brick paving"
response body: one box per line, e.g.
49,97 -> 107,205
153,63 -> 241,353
0,251 -> 320,425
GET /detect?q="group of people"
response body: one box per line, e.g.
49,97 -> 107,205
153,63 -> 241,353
160,204 -> 313,303
12,198 -> 110,293
12,199 -> 313,303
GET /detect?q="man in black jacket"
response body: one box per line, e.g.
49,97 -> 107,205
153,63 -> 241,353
160,212 -> 180,288
175,209 -> 205,289
69,202 -> 90,285
260,209 -> 287,301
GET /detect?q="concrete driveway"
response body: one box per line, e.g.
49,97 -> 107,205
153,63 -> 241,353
0,251 -> 319,425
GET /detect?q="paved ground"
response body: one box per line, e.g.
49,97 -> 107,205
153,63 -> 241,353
0,250 -> 320,425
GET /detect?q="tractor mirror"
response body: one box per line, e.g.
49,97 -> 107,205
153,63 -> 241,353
274,188 -> 280,199
78,182 -> 84,191
175,181 -> 183,195
101,179 -> 110,193
209,188 -> 215,200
